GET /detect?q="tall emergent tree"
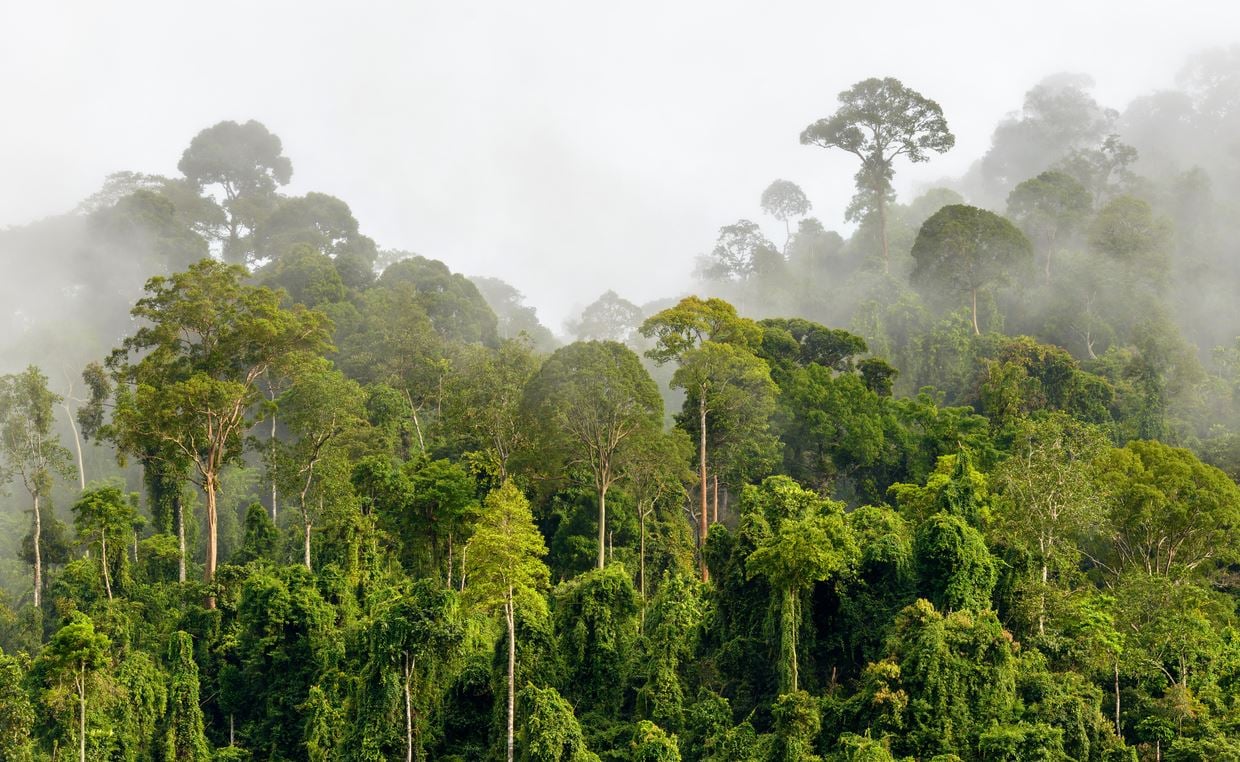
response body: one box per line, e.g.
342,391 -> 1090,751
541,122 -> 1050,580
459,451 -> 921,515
800,77 -> 955,273
105,259 -> 331,605
177,120 -> 293,264
463,482 -> 549,762
0,367 -> 76,608
33,613 -> 110,762
910,204 -> 1033,334
524,341 -> 662,570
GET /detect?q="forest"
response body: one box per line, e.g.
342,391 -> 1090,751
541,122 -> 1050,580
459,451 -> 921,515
4,49 -> 1240,762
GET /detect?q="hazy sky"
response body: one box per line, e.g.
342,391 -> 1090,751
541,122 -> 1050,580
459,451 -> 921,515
2,1 -> 1237,329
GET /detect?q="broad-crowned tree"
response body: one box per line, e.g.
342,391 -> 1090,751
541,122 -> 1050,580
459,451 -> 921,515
760,180 -> 812,254
524,341 -> 662,570
801,78 -> 955,273
565,290 -> 644,345
177,120 -> 292,264
1005,170 -> 1092,281
104,260 -> 331,605
910,204 -> 1034,334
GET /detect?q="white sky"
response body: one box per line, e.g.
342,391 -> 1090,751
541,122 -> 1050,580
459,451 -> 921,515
2,1 -> 1237,329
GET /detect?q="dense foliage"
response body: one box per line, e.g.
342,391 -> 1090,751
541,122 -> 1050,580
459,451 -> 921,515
5,58 -> 1240,761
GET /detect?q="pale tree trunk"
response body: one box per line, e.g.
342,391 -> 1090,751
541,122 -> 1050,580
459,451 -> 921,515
971,288 -> 981,335
404,652 -> 414,762
447,533 -> 454,589
597,485 -> 608,570
878,194 -> 890,275
32,494 -> 42,608
176,494 -> 187,584
783,588 -> 800,693
712,475 -> 719,525
62,403 -> 86,491
698,392 -> 709,583
204,473 -> 219,609
303,521 -> 313,572
506,592 -> 516,762
101,533 -> 113,601
269,409 -> 278,521
1115,659 -> 1122,739
77,667 -> 86,762
639,504 -> 649,628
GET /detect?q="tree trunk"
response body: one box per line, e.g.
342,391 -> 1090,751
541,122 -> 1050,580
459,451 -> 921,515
1114,659 -> 1122,739
447,533 -> 454,589
77,669 -> 86,762
32,494 -> 42,608
639,506 -> 648,629
698,392 -> 709,583
63,403 -> 86,491
404,653 -> 414,762
783,587 -> 799,693
269,410 -> 278,521
597,485 -> 607,570
101,533 -> 113,601
176,493 -> 187,584
506,592 -> 516,762
205,473 -> 218,609
712,474 -> 719,525
878,191 -> 890,274
303,520 -> 312,572
971,287 -> 980,335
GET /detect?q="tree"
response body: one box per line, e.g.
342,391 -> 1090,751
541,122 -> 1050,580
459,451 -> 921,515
0,648 -> 34,761
1005,170 -> 1092,281
0,366 -> 76,608
694,220 -> 780,289
70,484 -> 139,601
33,613 -> 110,762
745,477 -> 856,692
276,359 -> 368,571
519,683 -> 597,762
177,120 -> 292,264
163,631 -> 210,761
565,290 -> 644,344
760,180 -> 812,253
524,341 -> 662,570
366,580 -> 464,762
104,260 -> 331,605
801,77 -> 955,273
991,415 -> 1107,636
641,298 -> 772,580
910,204 -> 1034,334
1093,440 -> 1240,580
464,482 -> 550,762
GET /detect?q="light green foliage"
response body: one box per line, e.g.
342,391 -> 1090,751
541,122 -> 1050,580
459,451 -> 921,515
746,477 -> 856,692
0,648 -> 34,761
519,683 -> 598,762
0,366 -> 76,607
32,612 -> 111,761
630,719 -> 681,761
163,631 -> 210,761
72,483 -> 139,600
1094,440 -> 1240,579
465,482 -> 550,613
553,564 -> 639,716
